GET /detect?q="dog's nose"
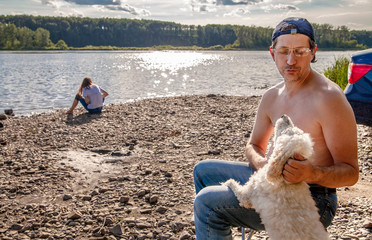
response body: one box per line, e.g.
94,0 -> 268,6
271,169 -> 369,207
281,114 -> 288,119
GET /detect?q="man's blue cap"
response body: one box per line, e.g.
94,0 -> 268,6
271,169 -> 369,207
272,17 -> 315,42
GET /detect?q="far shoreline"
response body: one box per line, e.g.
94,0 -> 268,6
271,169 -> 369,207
0,46 -> 364,52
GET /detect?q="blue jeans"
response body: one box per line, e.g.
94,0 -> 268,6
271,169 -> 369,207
193,159 -> 338,240
75,95 -> 103,114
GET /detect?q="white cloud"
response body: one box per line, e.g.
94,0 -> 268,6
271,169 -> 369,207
216,0 -> 262,5
223,7 -> 251,17
316,12 -> 356,19
41,0 -> 70,9
56,8 -> 84,17
64,0 -> 121,5
105,3 -> 151,16
40,0 -> 150,17
271,4 -> 299,10
190,0 -> 215,13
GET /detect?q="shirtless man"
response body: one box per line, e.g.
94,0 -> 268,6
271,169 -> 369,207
193,17 -> 358,240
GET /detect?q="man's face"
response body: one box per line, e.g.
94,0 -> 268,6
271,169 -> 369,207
270,34 -> 316,83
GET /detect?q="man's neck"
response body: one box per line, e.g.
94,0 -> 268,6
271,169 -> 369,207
283,69 -> 313,97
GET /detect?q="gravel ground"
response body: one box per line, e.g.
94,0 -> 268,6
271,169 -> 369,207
0,95 -> 371,240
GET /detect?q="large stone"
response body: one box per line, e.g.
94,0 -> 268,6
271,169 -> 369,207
110,224 -> 123,236
155,206 -> 168,214
4,109 -> 13,116
68,212 -> 82,220
63,194 -> 73,201
9,224 -> 23,231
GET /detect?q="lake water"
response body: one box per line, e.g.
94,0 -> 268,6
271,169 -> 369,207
0,50 -> 354,116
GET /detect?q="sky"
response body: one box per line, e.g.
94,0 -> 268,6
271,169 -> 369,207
0,0 -> 372,30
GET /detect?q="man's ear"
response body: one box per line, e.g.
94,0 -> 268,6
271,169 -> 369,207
312,44 -> 318,55
269,47 -> 275,61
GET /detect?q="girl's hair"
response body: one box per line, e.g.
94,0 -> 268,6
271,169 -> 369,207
78,77 -> 93,95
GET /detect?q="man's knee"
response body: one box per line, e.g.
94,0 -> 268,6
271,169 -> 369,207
193,159 -> 218,193
193,160 -> 208,183
195,185 -> 236,210
193,159 -> 219,177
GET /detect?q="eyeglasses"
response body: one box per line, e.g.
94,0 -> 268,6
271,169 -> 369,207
274,47 -> 312,57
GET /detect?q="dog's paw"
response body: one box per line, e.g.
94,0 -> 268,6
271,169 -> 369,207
223,179 -> 253,209
222,179 -> 238,187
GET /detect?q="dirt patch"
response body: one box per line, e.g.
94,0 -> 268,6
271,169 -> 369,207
57,149 -> 132,192
338,177 -> 372,203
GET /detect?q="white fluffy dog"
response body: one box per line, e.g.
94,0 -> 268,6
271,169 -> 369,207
224,115 -> 329,240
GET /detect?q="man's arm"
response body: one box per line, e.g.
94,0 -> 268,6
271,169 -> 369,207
283,90 -> 359,188
245,143 -> 267,170
245,92 -> 274,170
311,91 -> 358,187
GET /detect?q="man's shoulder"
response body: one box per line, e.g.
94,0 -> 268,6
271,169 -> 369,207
263,82 -> 283,97
311,75 -> 353,118
258,84 -> 283,112
313,75 -> 345,101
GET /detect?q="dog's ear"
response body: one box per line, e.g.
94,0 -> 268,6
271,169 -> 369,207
268,116 -> 293,183
266,146 -> 288,183
266,158 -> 281,183
266,132 -> 296,183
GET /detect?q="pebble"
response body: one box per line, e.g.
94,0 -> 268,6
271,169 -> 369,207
119,196 -> 130,203
149,195 -> 159,204
109,224 -> 123,236
156,206 -> 168,214
137,189 -> 147,197
68,212 -> 82,220
4,109 -> 13,116
63,194 -> 73,201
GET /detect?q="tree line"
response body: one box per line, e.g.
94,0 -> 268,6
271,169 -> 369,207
0,15 -> 371,50
0,22 -> 68,50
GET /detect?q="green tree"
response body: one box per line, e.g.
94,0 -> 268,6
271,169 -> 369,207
34,27 -> 52,48
18,27 -> 34,48
54,39 -> 68,49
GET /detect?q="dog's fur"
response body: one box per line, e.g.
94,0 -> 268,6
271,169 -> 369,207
224,115 -> 330,240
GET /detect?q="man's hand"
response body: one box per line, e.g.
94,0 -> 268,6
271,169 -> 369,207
283,153 -> 313,183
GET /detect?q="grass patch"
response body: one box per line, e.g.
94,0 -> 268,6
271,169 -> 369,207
323,56 -> 350,90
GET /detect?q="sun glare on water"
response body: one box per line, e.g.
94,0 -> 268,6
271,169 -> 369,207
133,51 -> 223,73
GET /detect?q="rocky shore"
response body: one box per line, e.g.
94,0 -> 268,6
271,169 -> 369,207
0,95 -> 371,240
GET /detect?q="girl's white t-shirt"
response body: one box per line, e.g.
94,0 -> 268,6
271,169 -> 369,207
82,85 -> 104,109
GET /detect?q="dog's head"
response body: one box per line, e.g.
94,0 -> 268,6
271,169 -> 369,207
266,115 -> 314,183
273,114 -> 305,141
